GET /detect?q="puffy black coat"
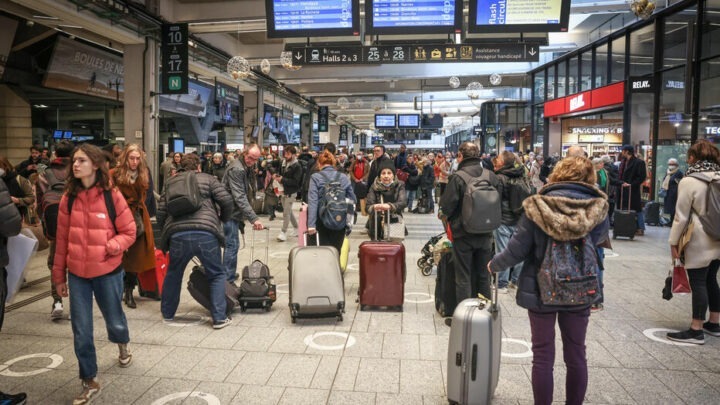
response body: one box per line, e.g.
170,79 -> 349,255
439,157 -> 503,239
663,170 -> 684,216
0,178 -> 22,269
402,164 -> 420,192
157,171 -> 233,251
280,159 -> 303,196
495,162 -> 527,225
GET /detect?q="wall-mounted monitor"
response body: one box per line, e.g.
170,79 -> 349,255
169,137 -> 185,153
468,0 -> 571,33
365,0 -> 462,35
265,0 -> 360,38
421,114 -> 444,129
53,130 -> 63,139
397,114 -> 420,129
63,131 -> 73,139
375,114 -> 397,129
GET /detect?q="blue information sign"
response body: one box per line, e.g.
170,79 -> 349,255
371,0 -> 457,28
267,0 -> 359,37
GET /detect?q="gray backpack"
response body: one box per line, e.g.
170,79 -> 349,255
455,170 -> 501,234
688,172 -> 720,240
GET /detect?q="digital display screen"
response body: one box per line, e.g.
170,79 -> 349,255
215,83 -> 240,125
266,0 -> 360,38
63,131 -> 73,139
53,130 -> 63,139
375,114 -> 397,128
421,114 -> 443,129
365,0 -> 462,34
398,114 -> 420,128
170,138 -> 185,153
469,0 -> 570,33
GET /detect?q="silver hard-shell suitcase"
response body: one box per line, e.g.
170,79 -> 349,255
288,233 -> 345,323
447,281 -> 502,405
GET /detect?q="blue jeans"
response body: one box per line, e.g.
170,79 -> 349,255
637,210 -> 646,230
68,270 -> 129,379
223,220 -> 241,282
162,231 -> 227,323
494,224 -> 523,288
406,189 -> 416,211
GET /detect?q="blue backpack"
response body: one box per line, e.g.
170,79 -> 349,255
319,171 -> 348,231
537,237 -> 601,306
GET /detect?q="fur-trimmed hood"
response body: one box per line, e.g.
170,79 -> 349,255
523,181 -> 608,241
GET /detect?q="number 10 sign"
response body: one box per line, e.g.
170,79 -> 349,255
161,23 -> 189,95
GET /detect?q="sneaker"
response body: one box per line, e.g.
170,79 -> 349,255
51,299 -> 64,320
213,318 -> 233,329
0,391 -> 27,405
703,321 -> 720,337
508,281 -> 518,290
591,303 -> 604,312
667,328 -> 704,345
118,343 -> 132,368
276,232 -> 287,242
497,287 -> 508,294
73,378 -> 100,405
288,228 -> 298,237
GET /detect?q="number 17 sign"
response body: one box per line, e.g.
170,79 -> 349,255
161,23 -> 188,94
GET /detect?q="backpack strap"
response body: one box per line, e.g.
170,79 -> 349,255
67,189 -> 118,235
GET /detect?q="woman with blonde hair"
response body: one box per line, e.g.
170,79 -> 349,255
110,144 -> 156,308
488,156 -> 609,405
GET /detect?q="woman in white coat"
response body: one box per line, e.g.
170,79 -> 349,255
668,140 -> 720,344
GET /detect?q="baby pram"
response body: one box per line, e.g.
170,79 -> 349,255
417,232 -> 450,276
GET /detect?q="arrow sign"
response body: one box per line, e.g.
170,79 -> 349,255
294,51 -> 303,60
528,47 -> 537,56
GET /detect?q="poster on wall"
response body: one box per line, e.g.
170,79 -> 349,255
43,36 -> 124,101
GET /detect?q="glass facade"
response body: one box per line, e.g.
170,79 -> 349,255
595,42 -> 609,88
580,49 -> 593,91
629,24 -> 655,77
611,34 -> 626,83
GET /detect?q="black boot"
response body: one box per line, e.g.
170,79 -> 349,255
124,287 -> 136,309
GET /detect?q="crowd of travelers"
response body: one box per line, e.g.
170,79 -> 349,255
0,138 -> 718,405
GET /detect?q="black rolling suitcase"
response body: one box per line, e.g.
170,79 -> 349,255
613,187 -> 638,240
238,228 -> 276,312
187,261 -> 240,316
435,251 -> 458,317
644,200 -> 660,226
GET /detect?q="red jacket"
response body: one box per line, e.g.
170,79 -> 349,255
52,186 -> 136,285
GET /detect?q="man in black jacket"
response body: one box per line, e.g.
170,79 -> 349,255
275,145 -> 303,241
367,145 -> 395,187
158,154 -> 235,329
440,142 -> 502,324
617,145 -> 647,235
402,155 -> 420,211
0,171 -> 28,404
15,146 -> 49,178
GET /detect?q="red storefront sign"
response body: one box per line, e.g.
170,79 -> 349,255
544,82 -> 625,118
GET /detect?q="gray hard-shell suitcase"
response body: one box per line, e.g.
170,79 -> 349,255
613,187 -> 637,240
288,233 -> 345,323
447,281 -> 501,405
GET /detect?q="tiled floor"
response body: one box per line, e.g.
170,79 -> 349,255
2,205 -> 719,404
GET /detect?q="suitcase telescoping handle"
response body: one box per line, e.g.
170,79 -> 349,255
304,231 -> 320,246
374,195 -> 391,242
620,184 -> 631,211
251,226 -> 270,263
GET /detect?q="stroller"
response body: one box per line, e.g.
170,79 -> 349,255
417,232 -> 447,276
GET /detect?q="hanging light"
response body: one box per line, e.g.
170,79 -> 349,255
337,97 -> 350,110
260,59 -> 271,75
448,76 -> 461,89
354,98 -> 364,109
489,73 -> 502,86
227,56 -> 250,80
629,0 -> 656,19
466,81 -> 483,99
371,98 -> 384,112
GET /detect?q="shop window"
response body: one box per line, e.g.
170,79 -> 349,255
703,0 -> 720,58
546,64 -> 556,100
568,55 -> 579,95
698,56 -> 720,146
610,34 -> 626,83
663,6 -> 696,69
580,50 -> 593,91
557,60 -> 568,98
533,72 -> 545,104
532,105 -> 545,152
629,24 -> 655,77
595,43 -> 609,89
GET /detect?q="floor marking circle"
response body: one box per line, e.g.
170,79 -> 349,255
404,292 -> 435,304
163,314 -> 208,327
643,328 -> 697,346
151,391 -> 221,405
0,353 -> 64,376
346,263 -> 359,272
304,331 -> 357,351
269,250 -> 290,259
275,283 -> 289,294
501,338 -> 533,358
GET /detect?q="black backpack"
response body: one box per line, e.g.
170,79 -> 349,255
318,171 -> 348,231
455,170 -> 501,234
537,237 -> 601,306
506,175 -> 533,216
40,168 -> 67,240
239,260 -> 274,299
164,171 -> 202,217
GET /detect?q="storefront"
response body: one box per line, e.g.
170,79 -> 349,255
530,0 -> 720,205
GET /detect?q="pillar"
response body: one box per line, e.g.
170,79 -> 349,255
0,85 -> 32,163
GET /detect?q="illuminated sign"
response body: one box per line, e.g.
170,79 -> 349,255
569,94 -> 586,111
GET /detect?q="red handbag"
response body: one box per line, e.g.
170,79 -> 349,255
396,169 -> 409,182
671,259 -> 692,295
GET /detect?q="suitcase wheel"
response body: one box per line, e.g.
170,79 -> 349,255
291,316 -> 297,324
630,236 -> 635,240
360,304 -> 367,311
240,305 -> 247,313
337,314 -> 343,322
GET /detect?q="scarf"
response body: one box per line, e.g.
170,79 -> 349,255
128,169 -> 138,184
662,165 -> 679,190
686,160 -> 720,176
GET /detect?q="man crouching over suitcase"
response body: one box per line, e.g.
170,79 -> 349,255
157,154 -> 234,329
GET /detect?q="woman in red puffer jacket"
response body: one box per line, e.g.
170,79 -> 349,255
52,143 -> 136,405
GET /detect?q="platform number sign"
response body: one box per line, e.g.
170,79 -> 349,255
161,23 -> 189,94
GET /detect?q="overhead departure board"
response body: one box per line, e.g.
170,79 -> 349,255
469,0 -> 570,33
265,0 -> 360,38
365,0 -> 462,34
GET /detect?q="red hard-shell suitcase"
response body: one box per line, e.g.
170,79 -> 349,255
138,249 -> 168,299
358,214 -> 405,310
